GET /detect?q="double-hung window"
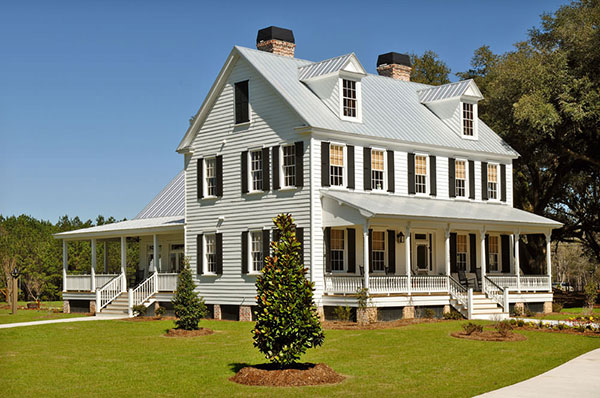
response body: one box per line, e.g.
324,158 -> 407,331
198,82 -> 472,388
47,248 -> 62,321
372,231 -> 385,272
205,235 -> 216,274
282,145 -> 296,187
488,235 -> 499,272
455,160 -> 467,198
371,149 -> 385,190
330,144 -> 344,186
487,163 -> 498,200
331,229 -> 345,272
415,155 -> 428,194
250,150 -> 263,191
456,234 -> 468,271
342,79 -> 357,118
251,231 -> 263,272
205,158 -> 216,197
462,103 -> 474,137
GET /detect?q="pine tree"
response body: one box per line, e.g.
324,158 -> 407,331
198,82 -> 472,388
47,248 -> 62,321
172,258 -> 207,330
252,213 -> 324,367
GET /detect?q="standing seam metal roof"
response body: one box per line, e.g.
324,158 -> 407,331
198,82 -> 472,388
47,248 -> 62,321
298,53 -> 356,80
135,170 -> 185,219
417,79 -> 478,103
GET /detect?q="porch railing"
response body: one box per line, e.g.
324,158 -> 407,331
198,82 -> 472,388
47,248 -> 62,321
411,275 -> 448,293
448,276 -> 468,307
95,274 -> 119,289
157,273 -> 179,292
487,275 -> 551,292
484,276 -> 509,312
324,276 -> 363,294
65,274 -> 92,291
370,276 -> 407,294
324,275 -> 450,295
96,273 -> 124,311
131,272 -> 158,308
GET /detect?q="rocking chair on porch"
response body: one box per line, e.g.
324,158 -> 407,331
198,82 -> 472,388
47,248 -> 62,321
458,270 -> 477,290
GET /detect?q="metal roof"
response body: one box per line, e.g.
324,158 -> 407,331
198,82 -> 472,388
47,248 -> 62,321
298,53 -> 357,80
235,46 -> 518,157
54,216 -> 184,239
417,79 -> 482,103
135,170 -> 185,219
322,190 -> 562,228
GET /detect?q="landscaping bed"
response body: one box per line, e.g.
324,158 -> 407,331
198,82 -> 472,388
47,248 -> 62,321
451,331 -> 527,342
230,363 -> 344,386
126,316 -> 177,322
323,318 -> 444,330
164,327 -> 214,337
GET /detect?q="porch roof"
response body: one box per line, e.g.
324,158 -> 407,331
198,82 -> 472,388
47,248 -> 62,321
321,190 -> 562,229
54,216 -> 184,240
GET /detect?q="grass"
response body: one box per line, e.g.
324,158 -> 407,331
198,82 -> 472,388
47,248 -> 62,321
525,307 -> 600,321
0,319 -> 599,397
0,301 -> 84,325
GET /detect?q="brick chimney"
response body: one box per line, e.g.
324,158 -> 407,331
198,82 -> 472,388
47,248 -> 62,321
376,52 -> 412,81
256,26 -> 295,57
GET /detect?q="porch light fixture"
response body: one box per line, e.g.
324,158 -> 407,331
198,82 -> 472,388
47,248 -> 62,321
397,232 -> 404,243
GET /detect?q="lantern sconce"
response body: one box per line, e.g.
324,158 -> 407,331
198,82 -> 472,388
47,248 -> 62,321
397,232 -> 404,243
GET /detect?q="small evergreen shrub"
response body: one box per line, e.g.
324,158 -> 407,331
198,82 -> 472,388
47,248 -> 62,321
333,306 -> 352,322
462,322 -> 483,335
132,304 -> 147,317
423,308 -> 436,319
172,259 -> 207,330
495,320 -> 513,337
443,310 -> 463,320
517,319 -> 525,327
557,323 -> 565,330
552,302 -> 563,313
511,306 -> 523,317
509,319 -> 517,326
524,305 -> 534,317
155,306 -> 166,317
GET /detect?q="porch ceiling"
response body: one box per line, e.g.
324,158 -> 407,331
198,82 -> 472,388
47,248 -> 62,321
53,216 -> 184,240
321,190 -> 562,230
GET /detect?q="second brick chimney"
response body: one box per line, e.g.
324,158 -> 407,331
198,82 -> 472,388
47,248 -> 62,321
256,26 -> 295,57
376,52 -> 412,81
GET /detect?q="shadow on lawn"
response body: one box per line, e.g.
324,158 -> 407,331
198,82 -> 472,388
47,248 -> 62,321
229,363 -> 251,373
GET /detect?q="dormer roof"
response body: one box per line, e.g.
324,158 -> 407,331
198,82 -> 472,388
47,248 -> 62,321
298,53 -> 366,81
418,79 -> 483,103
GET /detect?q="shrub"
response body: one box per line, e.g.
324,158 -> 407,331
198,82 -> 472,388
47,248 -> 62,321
517,319 -> 525,327
557,323 -> 565,330
509,319 -> 517,326
252,214 -> 325,367
423,308 -> 436,319
132,304 -> 147,317
552,302 -> 563,313
333,306 -> 352,322
524,305 -> 534,317
511,306 -> 523,317
495,320 -> 513,337
584,278 -> 599,309
462,322 -> 483,335
356,288 -> 370,310
537,320 -> 545,329
172,258 -> 208,330
443,310 -> 463,320
155,306 -> 166,317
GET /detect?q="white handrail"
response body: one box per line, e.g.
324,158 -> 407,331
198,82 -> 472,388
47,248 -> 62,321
488,275 -> 550,292
448,276 -> 468,307
96,273 -> 123,311
131,272 -> 158,307
95,274 -> 119,289
484,276 -> 506,311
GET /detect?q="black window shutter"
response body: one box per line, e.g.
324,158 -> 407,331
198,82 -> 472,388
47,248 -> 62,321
216,155 -> 223,197
272,146 -> 280,190
347,145 -> 355,189
469,160 -> 475,199
241,151 -> 248,194
469,234 -> 477,272
324,227 -> 331,273
408,153 -> 416,194
363,147 -> 372,191
481,161 -> 488,200
450,233 -> 457,273
295,141 -> 304,187
262,229 -> 270,264
241,231 -> 248,274
387,150 -> 395,193
430,155 -> 437,196
197,234 -> 203,274
296,227 -> 304,264
485,234 -> 490,272
448,158 -> 456,198
321,142 -> 330,187
197,158 -> 203,199
387,230 -> 396,273
262,147 -> 270,191
368,229 -> 373,273
501,235 -> 510,273
273,228 -> 280,243
215,233 -> 223,274
347,228 -> 356,273
500,164 -> 507,202
234,80 -> 249,124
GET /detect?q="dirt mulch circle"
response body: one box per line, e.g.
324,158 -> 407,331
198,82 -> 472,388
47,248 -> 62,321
230,363 -> 345,387
164,328 -> 214,337
127,316 -> 177,322
451,331 -> 527,342
323,318 -> 444,330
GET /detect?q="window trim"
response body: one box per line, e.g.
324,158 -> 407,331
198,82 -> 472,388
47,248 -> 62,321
339,77 -> 362,122
202,156 -> 217,199
486,162 -> 501,202
248,148 -> 264,193
279,143 -> 297,189
414,153 -> 430,196
328,142 -> 346,188
456,233 -> 469,271
330,228 -> 347,273
488,234 -> 501,273
460,101 -> 478,140
203,233 -> 217,275
247,229 -> 264,275
370,229 -> 387,273
234,80 -> 251,126
454,158 -> 469,199
370,147 -> 387,191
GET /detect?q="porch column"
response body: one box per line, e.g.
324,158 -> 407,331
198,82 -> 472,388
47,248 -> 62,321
120,236 -> 127,292
103,241 -> 108,273
480,229 -> 486,292
405,226 -> 411,295
444,228 -> 451,276
509,234 -> 515,274
545,232 -> 552,292
91,239 -> 97,292
363,224 -> 369,290
515,232 -> 521,292
62,240 -> 68,292
152,234 -> 159,274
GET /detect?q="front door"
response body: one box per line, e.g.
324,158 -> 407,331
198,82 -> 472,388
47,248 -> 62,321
413,233 -> 433,273
416,243 -> 428,271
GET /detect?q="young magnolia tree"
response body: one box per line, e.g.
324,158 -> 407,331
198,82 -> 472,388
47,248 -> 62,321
172,258 -> 207,330
252,213 -> 324,367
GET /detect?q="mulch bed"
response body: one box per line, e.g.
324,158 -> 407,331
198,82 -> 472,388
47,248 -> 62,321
164,328 -> 213,337
230,363 -> 345,387
323,318 -> 444,330
127,316 -> 177,322
451,331 -> 527,342
513,325 -> 600,337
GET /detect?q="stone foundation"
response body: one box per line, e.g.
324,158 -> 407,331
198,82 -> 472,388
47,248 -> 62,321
443,305 -> 451,315
316,306 -> 325,322
514,302 -> 525,314
63,300 -> 70,314
239,306 -> 253,322
402,306 -> 415,319
357,307 -> 377,325
213,304 -> 222,320
89,300 -> 96,314
543,301 -> 553,314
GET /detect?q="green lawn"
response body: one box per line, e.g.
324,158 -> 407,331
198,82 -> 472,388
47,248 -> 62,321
0,301 -> 84,324
526,307 -> 600,321
0,319 -> 599,397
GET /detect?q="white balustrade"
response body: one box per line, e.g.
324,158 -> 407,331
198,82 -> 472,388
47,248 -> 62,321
157,273 -> 179,292
65,275 -> 92,291
324,276 -> 364,294
448,276 -> 468,307
95,274 -> 118,289
488,275 -> 550,292
484,276 -> 506,310
324,275 -> 450,295
97,274 -> 123,311
411,275 -> 448,293
369,276 -> 408,294
132,272 -> 158,307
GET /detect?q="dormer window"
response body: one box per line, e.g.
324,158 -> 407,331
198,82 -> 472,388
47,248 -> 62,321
342,79 -> 357,118
462,103 -> 474,136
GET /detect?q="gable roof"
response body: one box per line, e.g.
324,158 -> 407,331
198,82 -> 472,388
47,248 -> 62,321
418,79 -> 483,103
135,170 -> 185,219
179,46 -> 518,158
298,53 -> 365,80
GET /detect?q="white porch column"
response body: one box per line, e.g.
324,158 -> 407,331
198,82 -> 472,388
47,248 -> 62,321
153,234 -> 159,274
91,239 -> 97,292
444,227 -> 451,276
480,229 -> 486,292
103,241 -> 108,273
545,231 -> 552,292
405,226 -> 411,295
362,224 -> 369,290
509,234 -> 515,274
62,240 -> 68,292
515,232 -> 521,292
121,236 -> 127,292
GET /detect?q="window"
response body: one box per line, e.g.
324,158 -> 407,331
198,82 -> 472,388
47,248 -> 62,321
234,80 -> 249,124
371,149 -> 385,190
415,155 -> 428,194
372,231 -> 385,272
487,163 -> 498,200
342,79 -> 357,118
455,160 -> 467,198
489,235 -> 499,272
169,244 -> 185,273
331,229 -> 345,271
147,245 -> 162,272
205,158 -> 216,197
250,150 -> 263,191
330,144 -> 344,186
251,231 -> 263,272
204,236 -> 216,273
456,235 -> 467,271
463,103 -> 474,136
282,145 -> 296,187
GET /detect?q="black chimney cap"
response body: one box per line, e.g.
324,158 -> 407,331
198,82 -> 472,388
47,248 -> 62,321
257,26 -> 295,44
377,52 -> 411,68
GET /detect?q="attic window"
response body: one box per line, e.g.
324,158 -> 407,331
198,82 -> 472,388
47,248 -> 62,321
462,102 -> 474,137
342,79 -> 357,118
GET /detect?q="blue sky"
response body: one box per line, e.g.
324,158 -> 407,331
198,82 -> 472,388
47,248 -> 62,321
0,0 -> 566,223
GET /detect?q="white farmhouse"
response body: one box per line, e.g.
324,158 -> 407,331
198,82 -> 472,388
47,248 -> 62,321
56,26 -> 561,321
